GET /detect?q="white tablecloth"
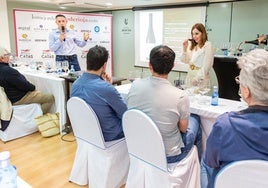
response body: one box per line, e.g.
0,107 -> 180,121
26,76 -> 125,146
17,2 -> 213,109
16,67 -> 67,134
116,84 -> 248,150
189,95 -> 247,150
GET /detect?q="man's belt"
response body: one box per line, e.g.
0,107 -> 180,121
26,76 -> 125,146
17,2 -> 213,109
190,64 -> 201,70
56,54 -> 77,60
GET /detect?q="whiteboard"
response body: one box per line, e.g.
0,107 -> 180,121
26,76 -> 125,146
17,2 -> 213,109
134,6 -> 206,72
13,9 -> 113,75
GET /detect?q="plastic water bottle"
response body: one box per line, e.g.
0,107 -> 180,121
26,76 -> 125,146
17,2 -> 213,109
70,65 -> 75,73
0,151 -> 17,188
211,86 -> 219,106
223,49 -> 228,56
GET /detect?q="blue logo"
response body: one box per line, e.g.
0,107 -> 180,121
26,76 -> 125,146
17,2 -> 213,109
94,26 -> 100,32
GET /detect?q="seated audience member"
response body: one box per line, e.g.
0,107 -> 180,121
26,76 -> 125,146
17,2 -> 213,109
201,49 -> 268,188
71,45 -> 127,142
126,45 -> 202,163
0,46 -> 54,115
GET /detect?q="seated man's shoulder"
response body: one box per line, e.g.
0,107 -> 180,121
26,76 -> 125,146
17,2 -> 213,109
103,83 -> 118,93
213,111 -> 239,133
2,65 -> 20,75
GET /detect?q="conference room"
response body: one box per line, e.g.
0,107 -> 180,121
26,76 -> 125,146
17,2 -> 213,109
1,0 -> 268,187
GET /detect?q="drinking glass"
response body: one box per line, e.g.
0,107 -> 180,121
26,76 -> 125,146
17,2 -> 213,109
45,61 -> 53,73
213,42 -> 221,55
197,79 -> 211,104
56,61 -> 62,75
36,61 -> 43,70
9,55 -> 22,67
29,60 -> 37,70
221,42 -> 230,56
62,61 -> 69,74
174,78 -> 186,90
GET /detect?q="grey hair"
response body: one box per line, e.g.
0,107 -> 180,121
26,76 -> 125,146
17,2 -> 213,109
237,49 -> 268,105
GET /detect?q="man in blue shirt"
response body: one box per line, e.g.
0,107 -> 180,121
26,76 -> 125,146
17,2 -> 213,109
201,49 -> 268,188
49,14 -> 89,71
71,45 -> 127,141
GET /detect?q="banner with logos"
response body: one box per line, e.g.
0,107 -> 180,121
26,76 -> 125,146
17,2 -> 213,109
14,9 -> 113,74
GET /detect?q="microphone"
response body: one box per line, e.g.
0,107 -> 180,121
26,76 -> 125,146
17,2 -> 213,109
61,26 -> 65,41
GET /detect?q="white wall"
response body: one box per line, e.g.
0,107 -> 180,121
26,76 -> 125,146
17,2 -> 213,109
0,0 -> 11,50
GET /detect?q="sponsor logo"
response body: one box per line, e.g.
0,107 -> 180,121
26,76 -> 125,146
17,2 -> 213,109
94,26 -> 100,33
69,24 -> 75,30
88,18 -> 98,23
124,18 -> 128,25
35,39 -> 47,42
22,34 -> 28,39
31,15 -> 55,21
18,26 -> 30,31
122,18 -> 132,34
88,40 -> 98,45
33,24 -> 49,31
81,29 -> 90,33
19,33 -> 31,42
121,28 -> 132,33
67,16 -> 89,23
100,41 -> 110,44
41,50 -> 54,58
19,49 -> 33,58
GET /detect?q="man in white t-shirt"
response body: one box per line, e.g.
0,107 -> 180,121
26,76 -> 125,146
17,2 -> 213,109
126,45 -> 202,163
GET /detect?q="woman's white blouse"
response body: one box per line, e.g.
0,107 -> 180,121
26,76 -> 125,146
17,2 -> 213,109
181,41 -> 214,80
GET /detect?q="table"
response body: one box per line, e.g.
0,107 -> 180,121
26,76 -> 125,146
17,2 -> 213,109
115,84 -> 248,150
16,68 -> 67,135
189,95 -> 247,150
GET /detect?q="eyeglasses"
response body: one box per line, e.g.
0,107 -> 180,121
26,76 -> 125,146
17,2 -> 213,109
235,76 -> 240,85
3,53 -> 11,57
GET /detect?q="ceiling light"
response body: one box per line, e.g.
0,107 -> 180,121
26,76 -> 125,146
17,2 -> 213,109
105,2 -> 112,6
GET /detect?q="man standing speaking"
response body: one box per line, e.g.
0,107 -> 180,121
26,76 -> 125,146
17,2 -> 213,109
49,14 -> 89,71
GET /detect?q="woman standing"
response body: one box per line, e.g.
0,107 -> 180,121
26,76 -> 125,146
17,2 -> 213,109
181,23 -> 217,89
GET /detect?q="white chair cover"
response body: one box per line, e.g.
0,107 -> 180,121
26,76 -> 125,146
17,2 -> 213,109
69,139 -> 88,185
67,97 -> 129,188
123,109 -> 200,188
215,160 -> 268,188
0,103 -> 43,142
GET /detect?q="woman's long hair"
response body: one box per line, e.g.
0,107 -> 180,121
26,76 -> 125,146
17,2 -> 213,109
190,23 -> 208,51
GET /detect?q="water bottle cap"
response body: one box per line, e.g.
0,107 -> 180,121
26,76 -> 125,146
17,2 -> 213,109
0,151 -> 10,160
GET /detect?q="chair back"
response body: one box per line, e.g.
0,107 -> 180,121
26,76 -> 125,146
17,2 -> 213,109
0,86 -> 12,121
215,160 -> 268,188
67,97 -> 106,149
122,109 -> 167,171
